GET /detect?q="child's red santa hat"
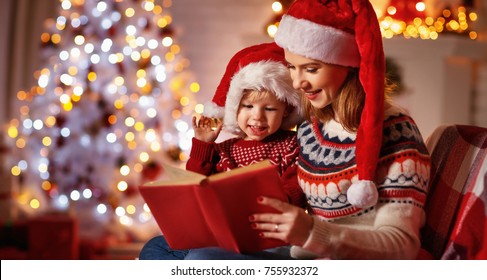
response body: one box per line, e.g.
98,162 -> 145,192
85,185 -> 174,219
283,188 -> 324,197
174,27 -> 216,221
275,0 -> 385,209
204,42 -> 302,135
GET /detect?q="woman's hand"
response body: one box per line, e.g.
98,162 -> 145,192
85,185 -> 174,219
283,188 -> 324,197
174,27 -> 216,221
249,196 -> 314,246
192,116 -> 223,143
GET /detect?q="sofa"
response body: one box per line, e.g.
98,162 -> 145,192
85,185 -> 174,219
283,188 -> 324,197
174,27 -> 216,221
420,124 -> 487,259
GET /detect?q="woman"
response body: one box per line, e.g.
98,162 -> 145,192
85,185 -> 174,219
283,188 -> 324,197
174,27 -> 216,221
186,0 -> 431,260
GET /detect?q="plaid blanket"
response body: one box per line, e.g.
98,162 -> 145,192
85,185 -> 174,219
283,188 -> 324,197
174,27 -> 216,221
421,125 -> 487,259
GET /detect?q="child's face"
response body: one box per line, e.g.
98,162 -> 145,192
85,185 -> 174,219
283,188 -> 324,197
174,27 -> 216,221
284,50 -> 349,109
237,90 -> 288,141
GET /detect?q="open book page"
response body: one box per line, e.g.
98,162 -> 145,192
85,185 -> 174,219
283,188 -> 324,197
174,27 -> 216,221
143,160 -> 275,187
142,162 -> 206,186
207,160 -> 275,181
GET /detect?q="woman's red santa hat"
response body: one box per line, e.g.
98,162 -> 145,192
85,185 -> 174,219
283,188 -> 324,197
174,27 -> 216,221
204,42 -> 302,135
275,0 -> 385,209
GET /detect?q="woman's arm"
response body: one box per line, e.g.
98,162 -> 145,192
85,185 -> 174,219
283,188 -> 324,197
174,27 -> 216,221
299,203 -> 424,259
250,197 -> 424,259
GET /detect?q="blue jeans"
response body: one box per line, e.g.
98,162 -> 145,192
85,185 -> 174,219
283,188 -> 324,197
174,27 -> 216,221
186,245 -> 293,260
139,236 -> 189,260
138,235 -> 293,260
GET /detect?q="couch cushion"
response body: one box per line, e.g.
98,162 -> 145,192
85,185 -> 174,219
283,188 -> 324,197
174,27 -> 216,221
422,125 -> 487,259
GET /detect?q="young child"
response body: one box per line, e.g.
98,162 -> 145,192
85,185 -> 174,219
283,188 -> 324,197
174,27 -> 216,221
139,42 -> 305,260
186,42 -> 304,207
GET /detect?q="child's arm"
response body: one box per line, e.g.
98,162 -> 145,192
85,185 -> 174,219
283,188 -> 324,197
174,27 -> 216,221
281,159 -> 308,209
278,133 -> 308,208
186,116 -> 223,176
192,116 -> 223,143
186,138 -> 219,176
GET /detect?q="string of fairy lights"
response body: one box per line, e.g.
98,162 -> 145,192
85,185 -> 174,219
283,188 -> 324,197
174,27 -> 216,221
266,0 -> 480,40
378,3 -> 479,40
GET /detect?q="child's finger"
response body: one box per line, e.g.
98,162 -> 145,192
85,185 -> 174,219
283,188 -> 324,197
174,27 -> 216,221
214,120 -> 223,133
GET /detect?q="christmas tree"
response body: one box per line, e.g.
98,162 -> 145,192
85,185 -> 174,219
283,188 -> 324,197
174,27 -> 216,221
4,0 -> 200,240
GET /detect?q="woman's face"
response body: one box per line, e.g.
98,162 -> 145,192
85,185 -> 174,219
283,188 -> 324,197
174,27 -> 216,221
284,50 -> 349,109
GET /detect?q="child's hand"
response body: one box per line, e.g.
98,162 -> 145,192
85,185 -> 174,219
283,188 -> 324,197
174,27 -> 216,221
192,116 -> 223,143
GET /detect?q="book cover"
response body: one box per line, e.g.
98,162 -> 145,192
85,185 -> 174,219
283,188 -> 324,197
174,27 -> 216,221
138,160 -> 288,253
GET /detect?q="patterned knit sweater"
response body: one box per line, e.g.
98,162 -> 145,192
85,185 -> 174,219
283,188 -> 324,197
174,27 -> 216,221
186,129 -> 306,207
292,106 -> 431,259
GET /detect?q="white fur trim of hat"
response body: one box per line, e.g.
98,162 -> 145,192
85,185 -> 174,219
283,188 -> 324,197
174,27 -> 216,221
222,60 -> 301,135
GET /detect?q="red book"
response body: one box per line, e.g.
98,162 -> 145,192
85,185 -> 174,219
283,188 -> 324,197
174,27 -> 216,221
138,160 -> 288,253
